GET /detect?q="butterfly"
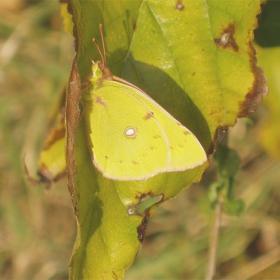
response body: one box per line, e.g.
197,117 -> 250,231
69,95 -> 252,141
84,25 -> 207,181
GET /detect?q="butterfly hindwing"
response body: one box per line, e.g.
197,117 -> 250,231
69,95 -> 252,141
116,82 -> 207,171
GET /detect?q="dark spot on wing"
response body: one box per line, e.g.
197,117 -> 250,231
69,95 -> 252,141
95,96 -> 107,107
144,112 -> 154,120
153,135 -> 161,139
132,19 -> 137,31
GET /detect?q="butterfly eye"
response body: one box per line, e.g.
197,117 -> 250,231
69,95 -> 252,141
124,127 -> 137,139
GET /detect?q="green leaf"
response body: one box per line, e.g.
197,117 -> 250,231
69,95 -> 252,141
71,127 -> 207,278
72,0 -> 266,151
214,144 -> 241,178
208,181 -> 224,204
63,0 -> 265,279
224,199 -> 245,216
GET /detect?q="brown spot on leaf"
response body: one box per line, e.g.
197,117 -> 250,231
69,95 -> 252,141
137,217 -> 148,242
220,126 -> 229,133
214,23 -> 239,52
176,0 -> 184,11
207,128 -> 220,155
238,44 -> 268,117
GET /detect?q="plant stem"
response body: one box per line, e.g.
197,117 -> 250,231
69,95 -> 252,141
205,198 -> 221,280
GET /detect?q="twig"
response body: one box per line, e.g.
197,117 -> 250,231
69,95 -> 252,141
205,198 -> 222,280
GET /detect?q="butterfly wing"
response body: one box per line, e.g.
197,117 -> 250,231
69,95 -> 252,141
118,82 -> 207,172
85,82 -> 170,180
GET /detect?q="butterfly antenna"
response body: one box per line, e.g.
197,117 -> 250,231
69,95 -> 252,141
92,38 -> 104,70
92,24 -> 107,71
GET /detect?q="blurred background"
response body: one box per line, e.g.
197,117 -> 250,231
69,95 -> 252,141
0,0 -> 280,279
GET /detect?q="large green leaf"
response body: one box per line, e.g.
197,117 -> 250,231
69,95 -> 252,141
62,0 -> 267,279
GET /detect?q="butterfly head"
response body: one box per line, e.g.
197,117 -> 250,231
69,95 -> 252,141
90,60 -> 113,87
90,61 -> 102,85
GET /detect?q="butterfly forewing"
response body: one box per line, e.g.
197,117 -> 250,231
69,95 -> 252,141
85,82 -> 170,180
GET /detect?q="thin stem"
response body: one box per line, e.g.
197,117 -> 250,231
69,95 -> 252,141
205,198 -> 222,280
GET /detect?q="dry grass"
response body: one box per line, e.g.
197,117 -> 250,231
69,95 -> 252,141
0,1 -> 75,279
1,1 -> 280,279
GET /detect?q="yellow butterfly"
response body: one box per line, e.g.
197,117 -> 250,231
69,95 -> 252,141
84,25 -> 207,181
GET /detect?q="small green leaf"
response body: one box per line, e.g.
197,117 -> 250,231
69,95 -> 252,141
214,144 -> 241,177
208,181 -> 224,204
224,199 -> 245,216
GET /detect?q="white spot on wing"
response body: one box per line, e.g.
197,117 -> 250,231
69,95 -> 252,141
124,127 -> 137,139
